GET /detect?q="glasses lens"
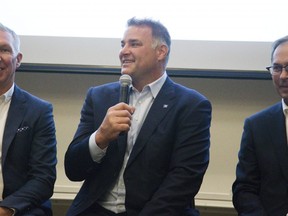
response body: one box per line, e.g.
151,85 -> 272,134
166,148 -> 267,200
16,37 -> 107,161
273,65 -> 282,73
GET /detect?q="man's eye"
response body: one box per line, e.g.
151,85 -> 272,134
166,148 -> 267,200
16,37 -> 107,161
273,65 -> 282,72
131,42 -> 139,47
0,48 -> 10,53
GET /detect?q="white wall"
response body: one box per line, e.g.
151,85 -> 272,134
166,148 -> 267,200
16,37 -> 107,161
19,36 -> 272,71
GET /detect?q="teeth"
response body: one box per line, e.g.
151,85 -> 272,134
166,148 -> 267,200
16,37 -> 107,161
123,59 -> 132,63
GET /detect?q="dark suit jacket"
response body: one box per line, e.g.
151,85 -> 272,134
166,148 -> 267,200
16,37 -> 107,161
232,102 -> 288,216
65,77 -> 212,216
0,85 -> 57,215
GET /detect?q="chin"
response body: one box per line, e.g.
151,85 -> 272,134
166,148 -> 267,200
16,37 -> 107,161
121,68 -> 127,73
280,92 -> 288,100
121,70 -> 131,76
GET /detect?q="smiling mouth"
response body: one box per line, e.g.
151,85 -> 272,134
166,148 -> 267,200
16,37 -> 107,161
122,59 -> 134,63
280,82 -> 288,87
122,63 -> 132,68
279,86 -> 288,92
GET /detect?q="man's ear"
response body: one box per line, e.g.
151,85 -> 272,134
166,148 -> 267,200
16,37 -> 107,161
157,44 -> 169,62
16,52 -> 23,67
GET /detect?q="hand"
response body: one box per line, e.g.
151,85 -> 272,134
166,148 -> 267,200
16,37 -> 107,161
96,102 -> 135,149
0,207 -> 15,216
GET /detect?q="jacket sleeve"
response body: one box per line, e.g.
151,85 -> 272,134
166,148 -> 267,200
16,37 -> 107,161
65,88 -> 102,181
232,118 -> 267,216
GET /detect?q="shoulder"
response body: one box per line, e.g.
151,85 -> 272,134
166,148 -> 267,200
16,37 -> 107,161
87,82 -> 119,95
243,102 -> 282,130
14,85 -> 52,109
167,78 -> 210,105
248,102 -> 281,121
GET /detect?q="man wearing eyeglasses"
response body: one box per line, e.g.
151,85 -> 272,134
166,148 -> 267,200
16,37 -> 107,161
232,35 -> 288,216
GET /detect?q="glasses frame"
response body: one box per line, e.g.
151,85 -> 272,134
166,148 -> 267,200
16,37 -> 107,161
266,64 -> 288,75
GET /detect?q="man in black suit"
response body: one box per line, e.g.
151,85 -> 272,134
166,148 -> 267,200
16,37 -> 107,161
65,17 -> 212,216
0,23 -> 57,215
233,35 -> 288,215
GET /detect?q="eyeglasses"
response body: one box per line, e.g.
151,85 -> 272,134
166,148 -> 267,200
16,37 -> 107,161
266,64 -> 288,75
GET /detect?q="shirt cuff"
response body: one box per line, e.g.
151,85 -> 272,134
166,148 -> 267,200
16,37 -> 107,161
89,131 -> 107,162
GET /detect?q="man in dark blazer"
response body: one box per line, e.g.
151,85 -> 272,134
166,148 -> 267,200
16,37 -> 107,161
233,35 -> 288,215
65,17 -> 212,216
0,23 -> 57,215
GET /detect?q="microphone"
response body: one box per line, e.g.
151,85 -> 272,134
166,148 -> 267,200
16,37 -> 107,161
119,74 -> 132,104
119,74 -> 132,136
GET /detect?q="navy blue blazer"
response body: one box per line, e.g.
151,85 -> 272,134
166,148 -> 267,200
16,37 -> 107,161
0,85 -> 57,215
233,102 -> 288,216
65,77 -> 212,216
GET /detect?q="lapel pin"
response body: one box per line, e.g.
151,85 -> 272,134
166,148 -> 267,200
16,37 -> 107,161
163,104 -> 168,108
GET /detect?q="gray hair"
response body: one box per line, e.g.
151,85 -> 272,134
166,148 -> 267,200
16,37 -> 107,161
270,35 -> 288,62
127,17 -> 171,65
0,23 -> 21,54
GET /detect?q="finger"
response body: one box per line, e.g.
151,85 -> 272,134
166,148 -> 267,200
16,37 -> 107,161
113,103 -> 135,114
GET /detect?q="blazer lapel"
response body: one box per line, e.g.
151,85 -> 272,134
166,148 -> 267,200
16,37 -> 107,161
2,86 -> 26,165
270,103 -> 288,181
127,78 -> 176,167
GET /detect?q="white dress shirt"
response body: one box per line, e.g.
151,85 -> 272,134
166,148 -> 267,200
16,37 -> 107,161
0,84 -> 14,200
282,99 -> 288,143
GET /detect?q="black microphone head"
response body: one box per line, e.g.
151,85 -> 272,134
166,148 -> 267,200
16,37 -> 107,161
119,74 -> 132,87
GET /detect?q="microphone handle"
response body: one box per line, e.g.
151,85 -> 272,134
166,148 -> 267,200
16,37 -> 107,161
119,85 -> 130,104
119,85 -> 130,136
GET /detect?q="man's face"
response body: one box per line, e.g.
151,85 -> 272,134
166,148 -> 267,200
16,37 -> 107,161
0,30 -> 22,94
119,26 -> 160,86
271,42 -> 288,104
